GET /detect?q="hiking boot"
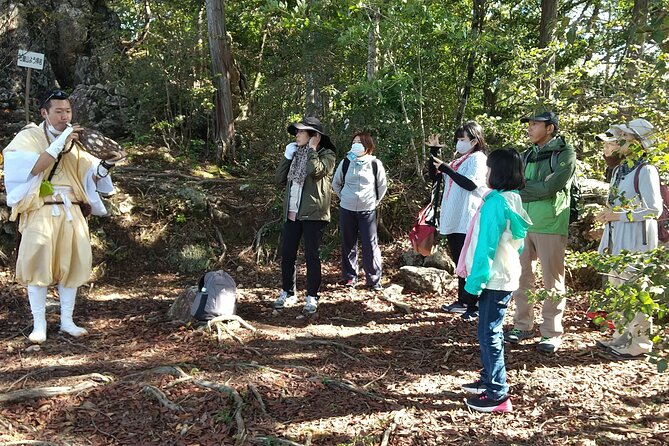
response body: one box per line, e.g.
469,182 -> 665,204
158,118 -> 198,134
465,394 -> 513,413
273,291 -> 297,309
537,336 -> 562,354
596,332 -> 631,350
369,283 -> 383,292
461,380 -> 486,395
441,302 -> 467,314
607,344 -> 650,361
461,310 -> 479,322
303,295 -> 318,315
344,279 -> 357,288
504,328 -> 534,344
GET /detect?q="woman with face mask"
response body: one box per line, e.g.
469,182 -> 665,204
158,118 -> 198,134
428,121 -> 489,321
593,119 -> 662,360
331,132 -> 388,291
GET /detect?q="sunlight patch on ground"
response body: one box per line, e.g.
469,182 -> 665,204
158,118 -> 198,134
88,291 -> 138,301
274,351 -> 322,361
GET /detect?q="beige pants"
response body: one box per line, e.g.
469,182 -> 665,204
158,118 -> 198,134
513,232 -> 567,338
16,203 -> 92,288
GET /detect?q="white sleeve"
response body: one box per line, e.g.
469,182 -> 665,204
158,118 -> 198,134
4,151 -> 41,207
84,162 -> 116,216
619,165 -> 663,221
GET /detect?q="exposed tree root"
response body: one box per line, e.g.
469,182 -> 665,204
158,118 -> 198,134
1,441 -> 60,446
381,410 -> 404,446
7,366 -> 66,391
319,376 -> 390,402
207,314 -> 257,332
250,437 -> 304,446
146,366 -> 247,446
247,383 -> 267,415
293,339 -> 356,350
378,293 -> 412,314
0,373 -> 112,404
142,384 -> 183,411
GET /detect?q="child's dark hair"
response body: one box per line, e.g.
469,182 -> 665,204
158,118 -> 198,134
455,121 -> 487,153
487,149 -> 525,191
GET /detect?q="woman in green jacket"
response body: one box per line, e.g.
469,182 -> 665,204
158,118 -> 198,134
273,117 -> 336,315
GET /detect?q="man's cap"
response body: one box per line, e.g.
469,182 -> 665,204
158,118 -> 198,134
520,110 -> 559,128
596,118 -> 656,149
287,117 -> 336,150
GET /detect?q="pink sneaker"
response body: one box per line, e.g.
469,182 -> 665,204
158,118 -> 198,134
465,394 -> 513,413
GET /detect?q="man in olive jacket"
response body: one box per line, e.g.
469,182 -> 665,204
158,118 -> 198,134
504,111 -> 576,353
273,117 -> 336,315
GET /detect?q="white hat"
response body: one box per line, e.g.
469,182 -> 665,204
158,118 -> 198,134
614,118 -> 656,148
595,126 -> 625,143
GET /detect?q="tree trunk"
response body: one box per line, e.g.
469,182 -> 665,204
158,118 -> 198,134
305,70 -> 322,117
626,0 -> 648,77
537,0 -> 558,100
454,0 -> 486,125
583,0 -> 601,63
304,0 -> 322,117
206,0 -> 235,164
367,9 -> 380,81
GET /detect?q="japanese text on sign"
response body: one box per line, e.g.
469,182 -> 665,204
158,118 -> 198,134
17,50 -> 45,70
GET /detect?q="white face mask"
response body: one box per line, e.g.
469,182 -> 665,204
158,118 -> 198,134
43,115 -> 64,135
455,139 -> 474,154
350,142 -> 366,157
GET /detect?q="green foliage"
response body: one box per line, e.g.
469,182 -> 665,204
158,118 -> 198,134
573,247 -> 669,370
169,243 -> 213,274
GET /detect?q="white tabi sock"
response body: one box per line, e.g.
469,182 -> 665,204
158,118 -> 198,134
27,285 -> 48,344
58,285 -> 88,337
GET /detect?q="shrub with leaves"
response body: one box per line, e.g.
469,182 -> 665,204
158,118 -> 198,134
572,248 -> 668,372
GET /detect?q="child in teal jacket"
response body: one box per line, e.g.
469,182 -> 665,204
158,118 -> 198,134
456,149 -> 532,413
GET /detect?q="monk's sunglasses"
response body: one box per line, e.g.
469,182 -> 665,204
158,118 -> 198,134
42,90 -> 68,107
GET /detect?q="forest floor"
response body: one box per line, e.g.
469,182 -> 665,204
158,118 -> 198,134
0,150 -> 668,446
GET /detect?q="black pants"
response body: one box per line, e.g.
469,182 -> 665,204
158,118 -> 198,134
446,233 -> 478,311
281,219 -> 327,298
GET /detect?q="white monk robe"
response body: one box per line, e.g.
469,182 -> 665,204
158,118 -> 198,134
3,123 -> 115,288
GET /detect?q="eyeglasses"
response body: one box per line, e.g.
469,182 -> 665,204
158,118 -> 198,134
42,90 -> 68,106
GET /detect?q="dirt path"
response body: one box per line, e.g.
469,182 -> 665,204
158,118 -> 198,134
0,161 -> 667,445
1,256 -> 667,445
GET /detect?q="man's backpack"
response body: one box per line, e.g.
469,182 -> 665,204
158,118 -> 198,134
633,163 -> 669,243
341,157 -> 380,200
523,149 -> 581,223
190,270 -> 237,321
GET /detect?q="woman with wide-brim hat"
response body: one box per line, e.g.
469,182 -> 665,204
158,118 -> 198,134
273,117 -> 336,314
594,118 -> 662,359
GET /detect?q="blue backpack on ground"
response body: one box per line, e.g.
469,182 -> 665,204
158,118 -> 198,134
190,270 -> 237,321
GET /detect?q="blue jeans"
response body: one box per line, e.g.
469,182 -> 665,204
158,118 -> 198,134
477,289 -> 512,401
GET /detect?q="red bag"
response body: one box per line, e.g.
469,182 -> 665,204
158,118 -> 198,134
409,204 -> 438,256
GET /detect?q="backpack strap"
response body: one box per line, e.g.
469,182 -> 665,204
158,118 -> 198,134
341,158 -> 350,189
633,162 -> 650,245
549,150 -> 562,173
372,159 -> 379,201
341,157 -> 379,200
633,162 -> 649,196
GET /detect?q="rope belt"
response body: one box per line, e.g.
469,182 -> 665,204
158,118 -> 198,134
44,201 -> 83,205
